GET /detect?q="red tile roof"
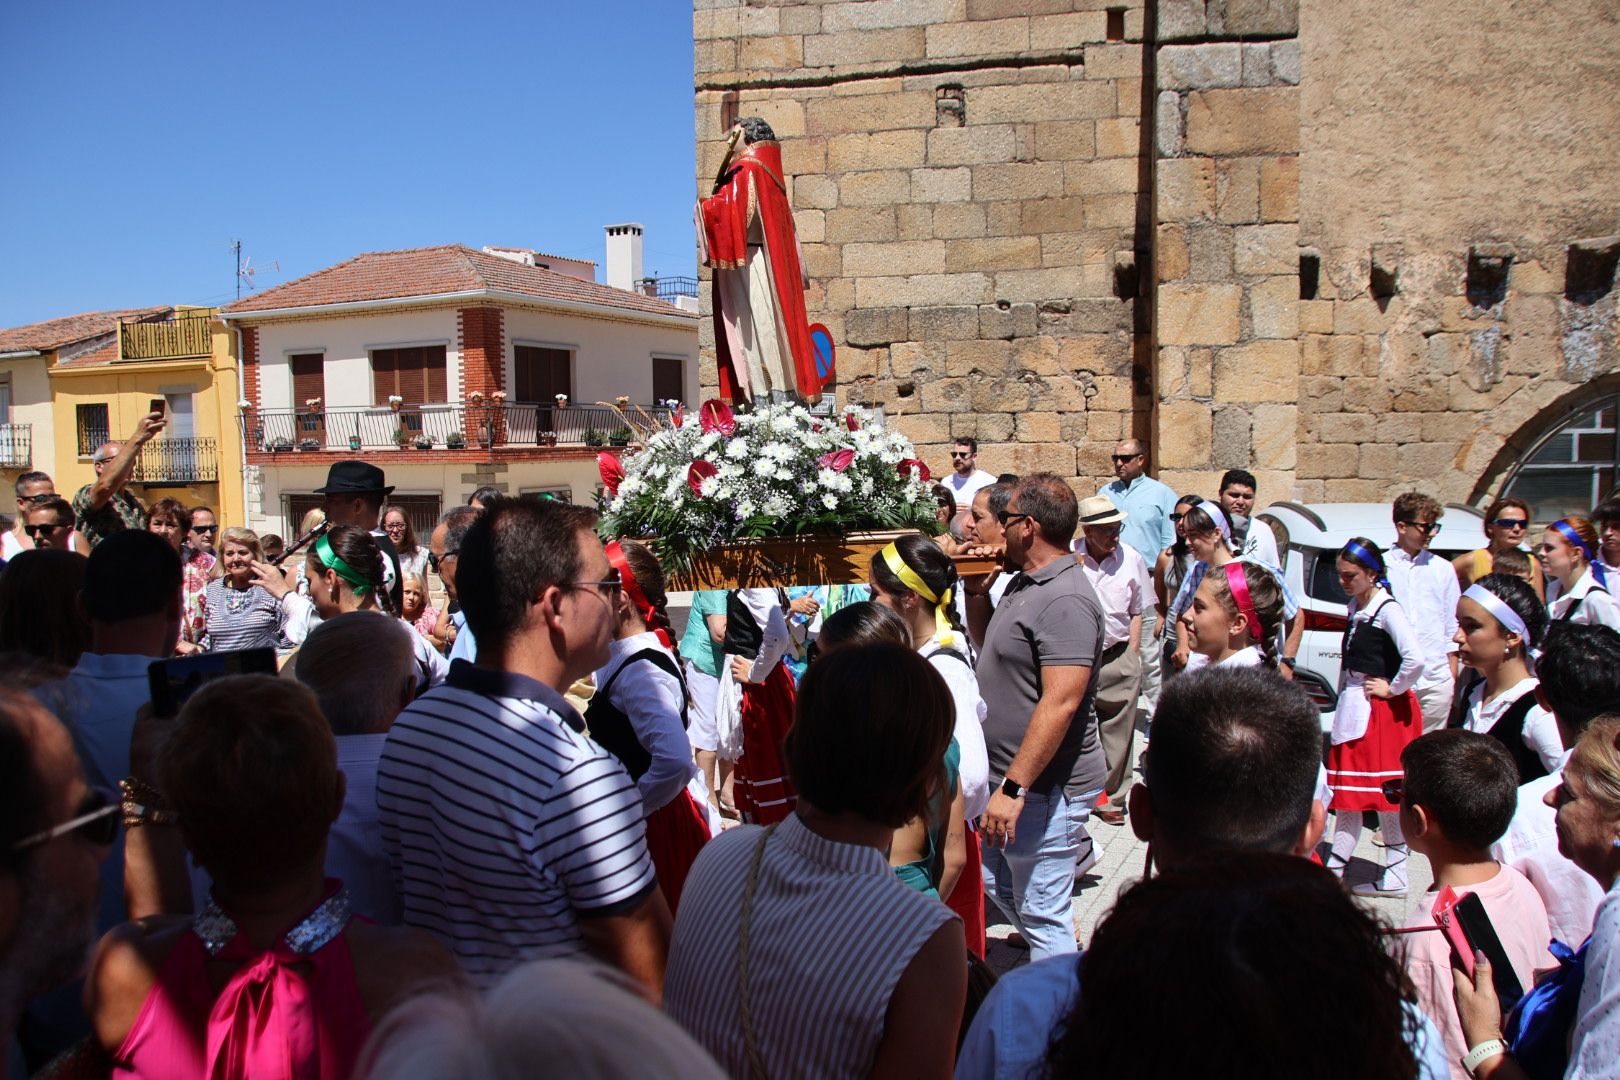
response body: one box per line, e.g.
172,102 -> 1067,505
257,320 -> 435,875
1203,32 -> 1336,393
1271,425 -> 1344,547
51,339 -> 122,369
0,307 -> 169,354
221,245 -> 692,320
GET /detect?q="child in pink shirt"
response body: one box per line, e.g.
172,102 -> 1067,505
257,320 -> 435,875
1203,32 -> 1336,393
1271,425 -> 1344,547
1394,730 -> 1554,1079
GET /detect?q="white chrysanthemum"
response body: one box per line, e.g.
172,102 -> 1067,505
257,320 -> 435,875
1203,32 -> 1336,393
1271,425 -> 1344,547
752,458 -> 776,477
821,493 -> 838,509
818,468 -> 841,489
860,476 -> 875,495
765,495 -> 791,517
775,465 -> 794,481
738,500 -> 756,518
836,474 -> 854,493
725,438 -> 751,460
699,477 -> 720,498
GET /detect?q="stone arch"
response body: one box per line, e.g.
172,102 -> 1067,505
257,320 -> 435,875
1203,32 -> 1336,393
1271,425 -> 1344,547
1468,371 -> 1620,507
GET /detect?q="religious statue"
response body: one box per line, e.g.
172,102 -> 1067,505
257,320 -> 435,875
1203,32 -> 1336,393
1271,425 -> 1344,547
698,117 -> 828,405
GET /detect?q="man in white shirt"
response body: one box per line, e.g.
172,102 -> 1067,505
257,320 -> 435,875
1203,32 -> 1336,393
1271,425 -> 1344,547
1385,492 -> 1461,731
1218,469 -> 1280,568
942,437 -> 996,509
1073,496 -> 1148,826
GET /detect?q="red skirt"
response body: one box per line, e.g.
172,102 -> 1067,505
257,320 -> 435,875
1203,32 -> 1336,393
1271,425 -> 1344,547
735,662 -> 798,825
1326,690 -> 1421,812
944,821 -> 986,958
645,789 -> 711,914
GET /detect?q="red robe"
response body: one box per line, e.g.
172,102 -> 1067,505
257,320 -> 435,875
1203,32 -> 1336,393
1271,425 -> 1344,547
699,139 -> 823,403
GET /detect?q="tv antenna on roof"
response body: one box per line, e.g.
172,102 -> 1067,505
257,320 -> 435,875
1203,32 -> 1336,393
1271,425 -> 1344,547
231,240 -> 280,300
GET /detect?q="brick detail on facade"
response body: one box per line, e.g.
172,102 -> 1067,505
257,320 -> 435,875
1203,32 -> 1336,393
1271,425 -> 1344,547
457,306 -> 506,444
241,325 -> 261,409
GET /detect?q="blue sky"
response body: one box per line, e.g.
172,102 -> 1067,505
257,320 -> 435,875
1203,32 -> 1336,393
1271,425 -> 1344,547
0,1 -> 696,327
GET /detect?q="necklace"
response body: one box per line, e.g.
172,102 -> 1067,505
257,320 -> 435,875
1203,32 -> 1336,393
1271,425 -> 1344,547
226,585 -> 253,615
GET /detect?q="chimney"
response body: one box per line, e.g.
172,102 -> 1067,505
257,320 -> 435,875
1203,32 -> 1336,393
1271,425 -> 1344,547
604,224 -> 644,291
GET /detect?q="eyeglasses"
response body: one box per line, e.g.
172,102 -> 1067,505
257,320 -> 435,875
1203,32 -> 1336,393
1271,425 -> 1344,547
1490,518 -> 1529,530
564,573 -> 623,599
191,525 -> 218,535
12,788 -> 120,852
1110,454 -> 1142,463
427,550 -> 458,572
996,511 -> 1030,527
20,492 -> 55,505
1380,778 -> 1405,804
1169,512 -> 1187,522
22,522 -> 67,536
384,522 -> 407,531
950,451 -> 972,459
1088,524 -> 1124,536
1398,520 -> 1443,536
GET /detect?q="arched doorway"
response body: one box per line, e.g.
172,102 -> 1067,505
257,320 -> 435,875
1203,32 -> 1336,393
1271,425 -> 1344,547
1499,394 -> 1620,522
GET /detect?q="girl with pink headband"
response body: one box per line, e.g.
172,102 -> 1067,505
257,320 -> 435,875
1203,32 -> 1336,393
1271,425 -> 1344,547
1179,561 -> 1285,669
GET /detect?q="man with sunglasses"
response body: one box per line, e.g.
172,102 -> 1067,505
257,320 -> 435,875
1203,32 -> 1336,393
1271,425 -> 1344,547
4,471 -> 87,560
1,693 -> 114,1060
430,504 -> 483,664
379,498 -> 670,996
943,437 -> 996,509
1099,439 -> 1177,740
23,498 -> 76,551
186,506 -> 217,555
1387,492 -> 1461,733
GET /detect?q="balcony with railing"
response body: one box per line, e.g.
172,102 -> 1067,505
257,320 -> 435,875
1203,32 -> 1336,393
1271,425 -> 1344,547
133,438 -> 218,483
241,402 -> 672,454
635,276 -> 699,301
119,313 -> 212,360
0,424 -> 31,469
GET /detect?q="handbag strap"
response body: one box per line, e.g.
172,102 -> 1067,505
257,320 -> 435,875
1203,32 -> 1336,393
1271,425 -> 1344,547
737,821 -> 780,1080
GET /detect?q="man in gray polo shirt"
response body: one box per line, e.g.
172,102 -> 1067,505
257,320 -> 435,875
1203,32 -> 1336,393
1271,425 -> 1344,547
976,473 -> 1106,959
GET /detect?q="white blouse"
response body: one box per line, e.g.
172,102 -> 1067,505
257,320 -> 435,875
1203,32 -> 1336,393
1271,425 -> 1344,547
919,635 -> 990,820
1548,568 -> 1620,632
1330,590 -> 1424,746
1461,676 -> 1563,774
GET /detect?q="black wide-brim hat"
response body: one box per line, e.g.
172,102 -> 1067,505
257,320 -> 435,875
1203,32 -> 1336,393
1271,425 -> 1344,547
314,460 -> 395,497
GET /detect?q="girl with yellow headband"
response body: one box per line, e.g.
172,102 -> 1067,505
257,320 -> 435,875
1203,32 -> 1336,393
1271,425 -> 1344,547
869,535 -> 991,953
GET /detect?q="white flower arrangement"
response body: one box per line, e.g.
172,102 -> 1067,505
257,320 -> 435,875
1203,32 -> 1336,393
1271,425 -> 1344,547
304,397 -> 322,411
596,398 -> 937,571
387,394 -> 404,410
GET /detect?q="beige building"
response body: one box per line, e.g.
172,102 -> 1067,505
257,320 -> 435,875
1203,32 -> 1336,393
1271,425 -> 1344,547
693,0 -> 1620,520
220,238 -> 698,540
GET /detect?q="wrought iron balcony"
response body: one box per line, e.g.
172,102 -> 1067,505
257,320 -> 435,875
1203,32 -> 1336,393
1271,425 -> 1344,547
241,402 -> 671,453
636,275 -> 699,300
0,424 -> 30,469
133,437 -> 218,483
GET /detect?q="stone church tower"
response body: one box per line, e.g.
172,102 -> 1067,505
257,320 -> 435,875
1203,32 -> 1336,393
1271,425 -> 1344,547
694,0 -> 1620,514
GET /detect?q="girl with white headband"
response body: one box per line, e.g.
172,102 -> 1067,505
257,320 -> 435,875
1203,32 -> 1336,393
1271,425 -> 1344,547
1325,536 -> 1425,898
1454,573 -> 1559,781
1542,515 -> 1620,631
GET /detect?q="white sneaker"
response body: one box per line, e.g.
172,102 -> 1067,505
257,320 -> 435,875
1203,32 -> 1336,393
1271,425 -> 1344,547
1351,856 -> 1409,899
1075,840 -> 1103,880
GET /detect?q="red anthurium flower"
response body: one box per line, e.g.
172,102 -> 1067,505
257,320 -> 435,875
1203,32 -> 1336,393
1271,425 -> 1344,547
845,412 -> 860,432
669,408 -> 683,428
688,459 -> 719,495
898,458 -> 931,482
597,452 -> 625,495
818,448 -> 855,472
698,399 -> 736,435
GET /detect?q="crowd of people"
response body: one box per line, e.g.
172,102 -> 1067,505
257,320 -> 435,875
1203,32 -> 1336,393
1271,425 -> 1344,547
3,418 -> 1620,1079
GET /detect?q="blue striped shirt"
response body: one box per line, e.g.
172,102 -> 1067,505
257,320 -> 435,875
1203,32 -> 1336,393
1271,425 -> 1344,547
377,659 -> 656,987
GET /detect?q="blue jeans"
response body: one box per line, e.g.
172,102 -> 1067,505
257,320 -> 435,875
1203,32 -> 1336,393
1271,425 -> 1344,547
980,788 -> 1097,959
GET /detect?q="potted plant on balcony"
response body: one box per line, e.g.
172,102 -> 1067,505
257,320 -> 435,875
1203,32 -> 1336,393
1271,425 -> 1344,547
414,434 -> 434,450
584,427 -> 606,447
388,394 -> 404,412
348,434 -> 362,451
446,431 -> 467,450
269,436 -> 294,453
554,393 -> 569,409
608,429 -> 632,447
394,423 -> 413,449
540,431 -> 558,447
297,437 -> 322,452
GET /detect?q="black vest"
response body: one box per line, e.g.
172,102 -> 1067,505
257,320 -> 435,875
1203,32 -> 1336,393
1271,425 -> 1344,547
1342,599 -> 1402,680
1449,675 -> 1548,784
583,649 -> 689,781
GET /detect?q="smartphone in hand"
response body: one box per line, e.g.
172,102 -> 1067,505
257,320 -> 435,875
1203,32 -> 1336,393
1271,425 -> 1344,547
149,398 -> 167,417
148,647 -> 277,718
1433,886 -> 1525,1012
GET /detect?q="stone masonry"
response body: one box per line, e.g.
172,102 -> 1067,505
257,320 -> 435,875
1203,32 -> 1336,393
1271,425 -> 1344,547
695,0 -> 1620,505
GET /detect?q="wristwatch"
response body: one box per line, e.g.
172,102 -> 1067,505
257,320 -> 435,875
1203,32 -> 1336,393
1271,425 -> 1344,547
1280,656 -> 1297,670
1001,777 -> 1024,799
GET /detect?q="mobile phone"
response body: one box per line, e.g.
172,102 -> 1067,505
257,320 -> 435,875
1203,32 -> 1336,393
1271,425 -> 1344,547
1433,886 -> 1525,1011
149,398 -> 167,417
148,647 -> 277,718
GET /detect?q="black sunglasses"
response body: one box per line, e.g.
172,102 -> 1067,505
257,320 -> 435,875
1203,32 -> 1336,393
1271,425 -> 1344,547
20,492 -> 55,505
996,511 -> 1030,527
1398,520 -> 1443,536
191,524 -> 218,535
1490,518 -> 1529,530
427,550 -> 458,572
22,522 -> 67,536
950,451 -> 972,459
1380,778 -> 1404,804
12,788 -> 119,851
1111,453 -> 1142,463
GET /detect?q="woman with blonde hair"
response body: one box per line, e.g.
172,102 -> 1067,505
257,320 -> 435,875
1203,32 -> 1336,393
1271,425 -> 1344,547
202,527 -> 287,652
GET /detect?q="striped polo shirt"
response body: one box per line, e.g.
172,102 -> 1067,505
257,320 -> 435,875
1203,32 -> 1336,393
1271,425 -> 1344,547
377,659 -> 657,987
666,814 -> 956,1077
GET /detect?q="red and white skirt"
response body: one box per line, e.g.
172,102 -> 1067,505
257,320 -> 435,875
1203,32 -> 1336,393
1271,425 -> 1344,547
1326,690 -> 1421,812
734,661 -> 798,825
645,789 -> 711,914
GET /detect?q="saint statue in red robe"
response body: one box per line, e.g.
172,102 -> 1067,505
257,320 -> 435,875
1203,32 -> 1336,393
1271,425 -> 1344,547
698,118 -> 827,405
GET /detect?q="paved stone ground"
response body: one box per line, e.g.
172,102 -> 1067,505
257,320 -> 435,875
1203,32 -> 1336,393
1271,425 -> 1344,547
981,750 -> 1433,974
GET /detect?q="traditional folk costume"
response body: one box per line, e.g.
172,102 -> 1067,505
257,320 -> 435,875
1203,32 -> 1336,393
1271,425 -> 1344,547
721,588 -> 797,824
583,545 -> 711,912
1326,573 -> 1424,895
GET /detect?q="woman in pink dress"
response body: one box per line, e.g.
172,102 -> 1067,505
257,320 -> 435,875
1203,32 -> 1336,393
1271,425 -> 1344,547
85,675 -> 462,1079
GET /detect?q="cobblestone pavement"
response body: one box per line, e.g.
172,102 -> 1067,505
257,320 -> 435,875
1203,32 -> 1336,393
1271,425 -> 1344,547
982,754 -> 1432,975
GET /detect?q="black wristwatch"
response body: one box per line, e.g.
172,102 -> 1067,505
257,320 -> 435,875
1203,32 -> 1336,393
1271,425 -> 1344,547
1280,656 -> 1297,670
1001,777 -> 1024,799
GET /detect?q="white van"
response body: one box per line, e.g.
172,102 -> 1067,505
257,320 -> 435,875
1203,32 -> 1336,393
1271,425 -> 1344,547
1255,502 -> 1489,726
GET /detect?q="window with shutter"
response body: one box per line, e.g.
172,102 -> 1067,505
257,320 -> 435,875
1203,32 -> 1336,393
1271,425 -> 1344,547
291,353 -> 326,441
652,356 -> 684,405
514,345 -> 572,402
371,346 -> 448,434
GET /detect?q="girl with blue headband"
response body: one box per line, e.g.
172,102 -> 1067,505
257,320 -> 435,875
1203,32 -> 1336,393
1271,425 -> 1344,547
1453,573 -> 1558,782
1542,516 -> 1620,631
1325,536 -> 1425,898
869,535 -> 987,930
